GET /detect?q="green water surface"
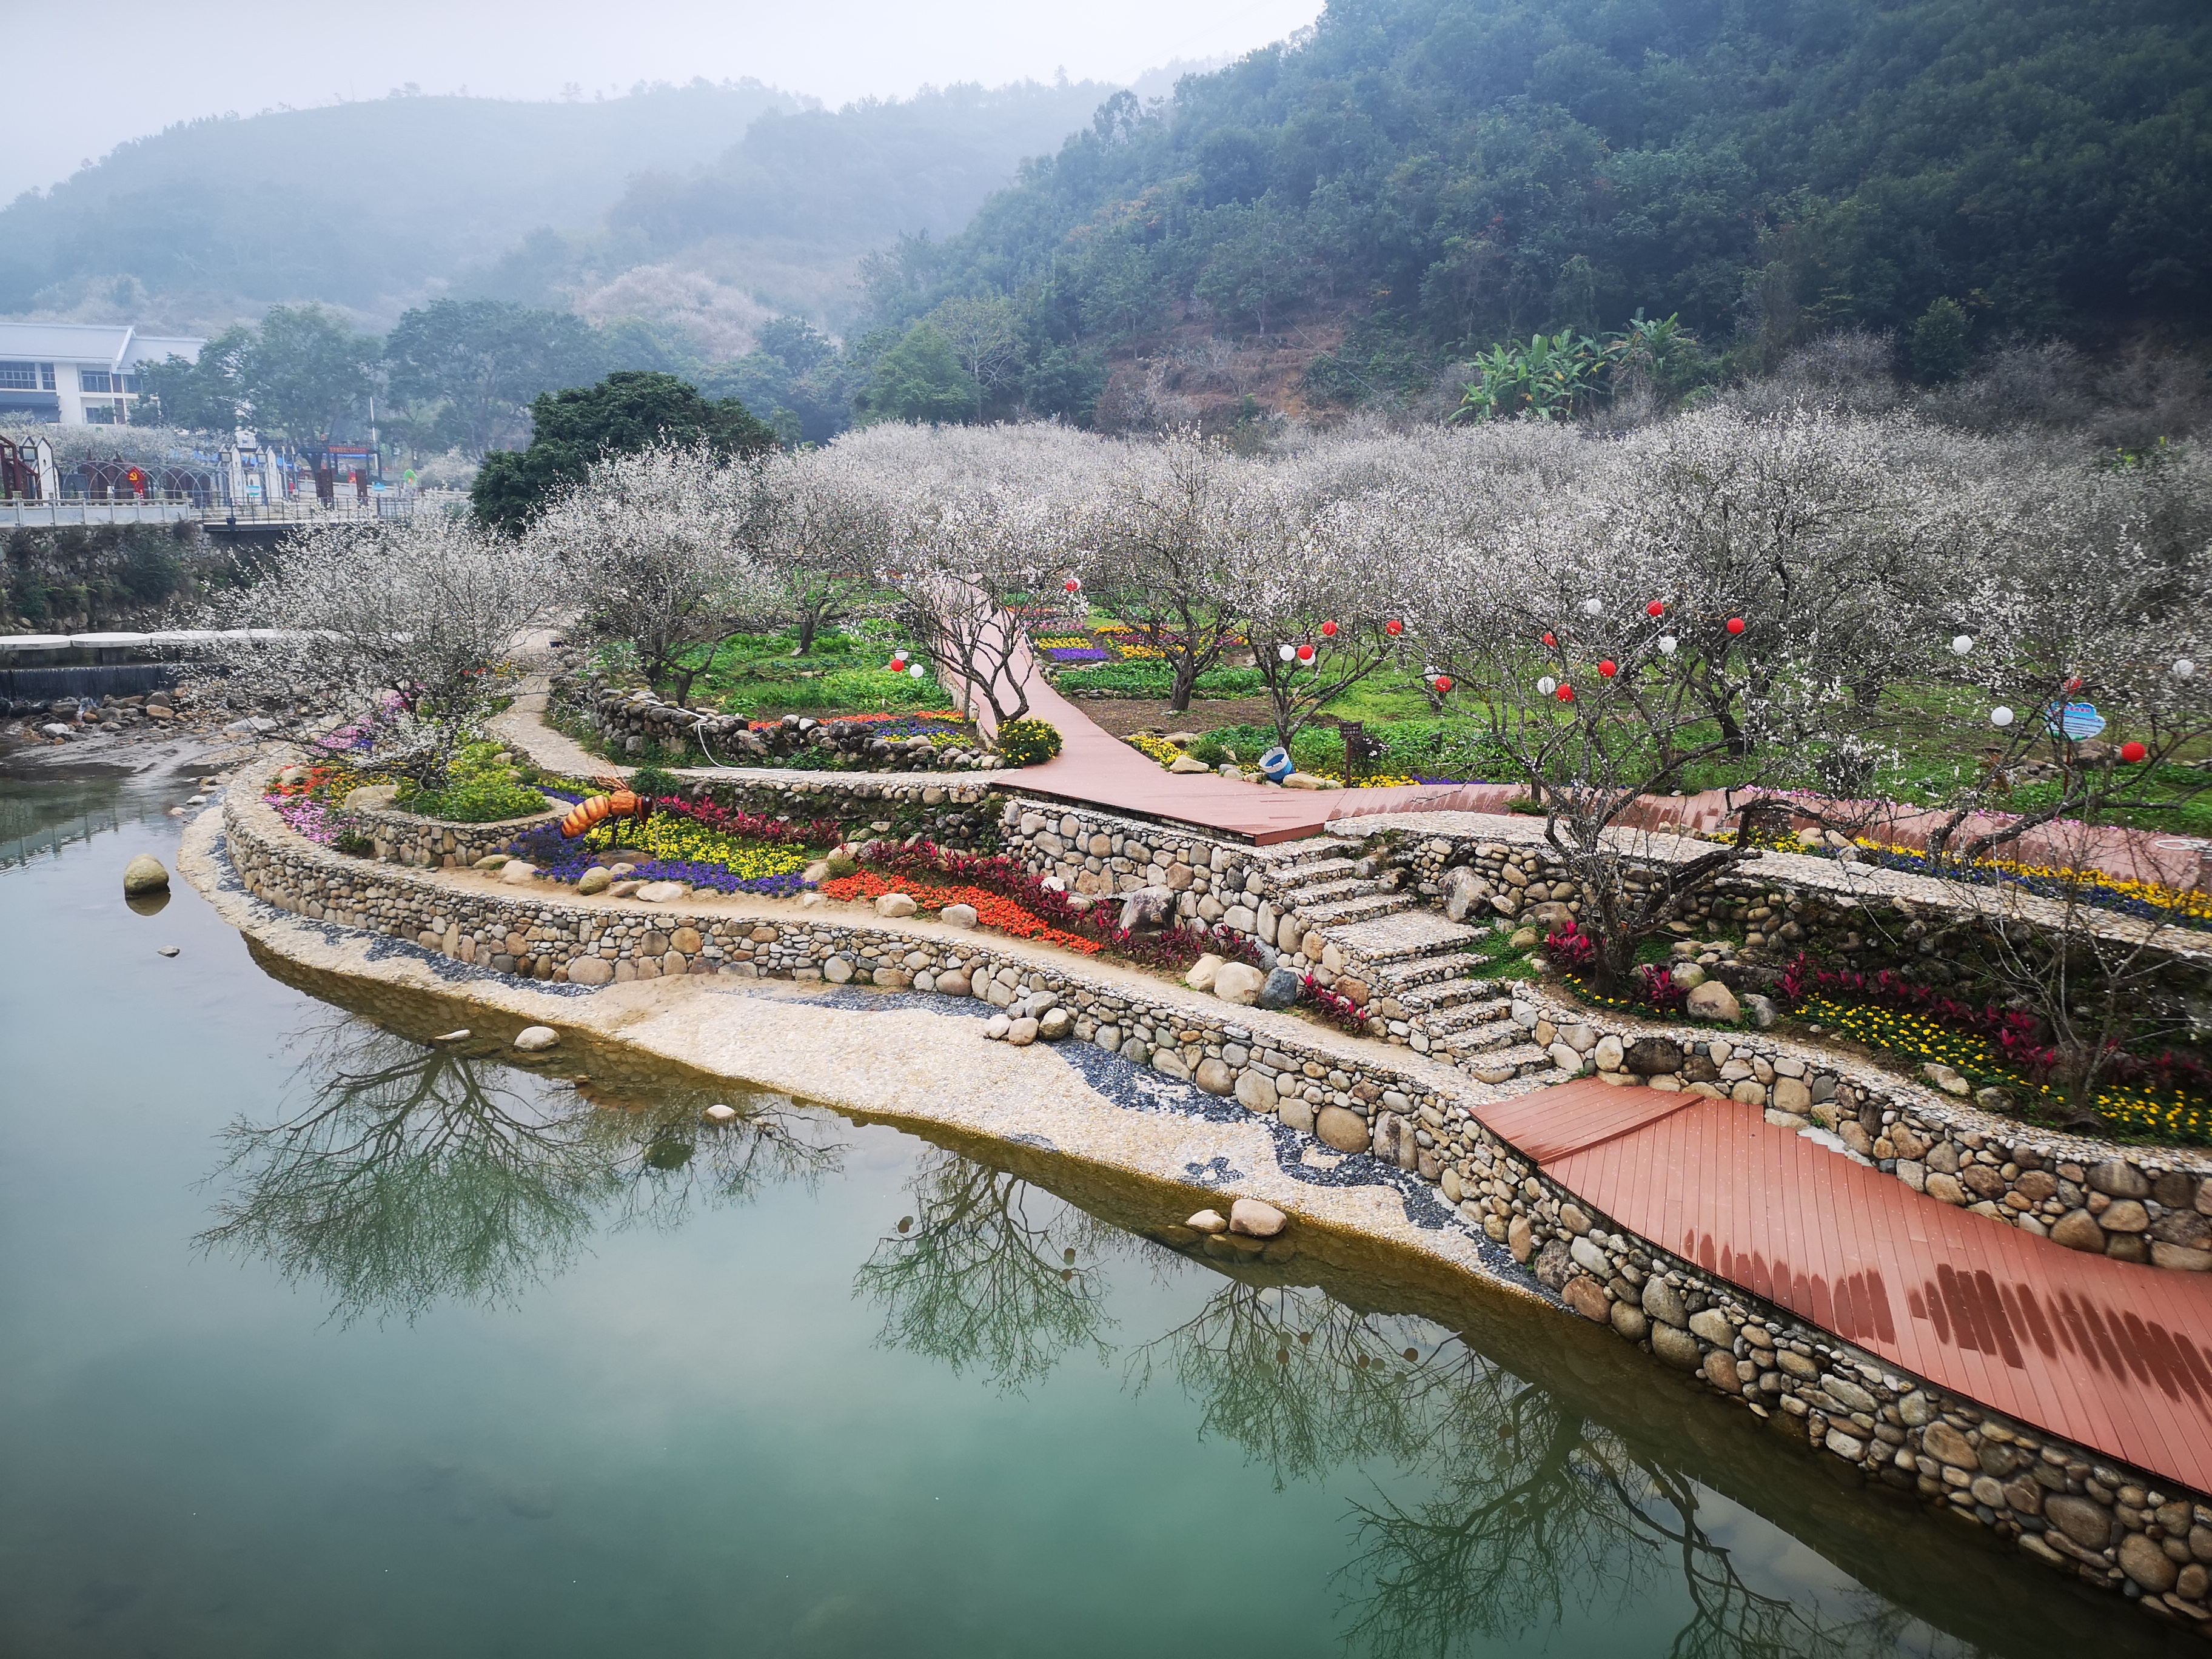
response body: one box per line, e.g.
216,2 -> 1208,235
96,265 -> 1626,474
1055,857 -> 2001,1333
0,762 -> 2186,1658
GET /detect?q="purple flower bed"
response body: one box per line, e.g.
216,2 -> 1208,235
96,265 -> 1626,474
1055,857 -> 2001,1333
866,714 -> 971,739
267,797 -> 341,844
525,843 -> 812,897
1045,647 -> 1110,663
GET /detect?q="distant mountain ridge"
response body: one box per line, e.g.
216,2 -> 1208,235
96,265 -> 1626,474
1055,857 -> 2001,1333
0,75 -> 1166,350
0,84 -> 796,333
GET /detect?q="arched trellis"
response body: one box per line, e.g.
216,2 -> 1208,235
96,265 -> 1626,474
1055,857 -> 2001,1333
70,455 -> 217,504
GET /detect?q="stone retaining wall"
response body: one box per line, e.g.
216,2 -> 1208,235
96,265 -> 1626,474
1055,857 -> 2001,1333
218,758 -> 2212,1634
556,675 -> 990,771
998,797 -> 1279,945
1373,819 -> 2212,987
346,800 -> 562,870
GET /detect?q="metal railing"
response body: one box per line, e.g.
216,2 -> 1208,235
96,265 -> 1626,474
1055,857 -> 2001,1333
0,492 -> 437,527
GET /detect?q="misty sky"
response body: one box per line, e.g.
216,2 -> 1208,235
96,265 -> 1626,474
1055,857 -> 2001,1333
2,0 -> 1324,203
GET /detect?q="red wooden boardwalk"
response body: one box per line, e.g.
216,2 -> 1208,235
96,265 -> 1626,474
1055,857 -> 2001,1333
955,638 -> 1460,843
1478,1080 -> 2212,1493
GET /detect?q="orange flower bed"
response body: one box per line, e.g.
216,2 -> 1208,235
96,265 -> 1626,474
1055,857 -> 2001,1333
816,870 -> 1104,954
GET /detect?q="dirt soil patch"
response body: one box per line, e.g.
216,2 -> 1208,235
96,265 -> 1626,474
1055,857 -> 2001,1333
1064,696 -> 1282,737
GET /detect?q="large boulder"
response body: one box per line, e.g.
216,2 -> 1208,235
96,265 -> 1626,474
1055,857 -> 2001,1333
1441,866 -> 1490,922
1257,965 -> 1302,1010
1228,1198 -> 1287,1238
1212,962 -> 1266,1005
343,783 -> 401,813
1118,886 -> 1176,932
122,854 -> 170,896
1685,980 -> 1741,1023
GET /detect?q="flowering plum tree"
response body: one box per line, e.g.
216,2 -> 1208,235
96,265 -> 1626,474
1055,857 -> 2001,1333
1082,431 -> 1256,714
196,512 -> 555,788
525,441 -> 766,706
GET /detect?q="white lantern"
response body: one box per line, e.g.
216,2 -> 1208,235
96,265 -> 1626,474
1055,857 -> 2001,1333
1989,705 -> 2014,728
1278,643 -> 1296,662
1951,634 -> 1974,655
1580,597 -> 1603,617
904,663 -> 923,680
2176,659 -> 2198,679
1537,675 -> 1558,697
1657,635 -> 1678,655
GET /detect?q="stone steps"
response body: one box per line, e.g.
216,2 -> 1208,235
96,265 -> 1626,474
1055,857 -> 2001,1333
1374,949 -> 1481,991
1296,892 -> 1411,928
1419,999 -> 1519,1037
1322,908 -> 1487,963
1398,979 -> 1507,1018
1279,875 -> 1370,905
1270,857 -> 1360,891
1438,1016 -> 1527,1053
1460,1043 -> 1575,1086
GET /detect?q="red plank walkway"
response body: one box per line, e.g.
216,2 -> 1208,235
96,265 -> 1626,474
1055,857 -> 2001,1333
949,631 -> 1459,844
1478,1079 -> 2212,1492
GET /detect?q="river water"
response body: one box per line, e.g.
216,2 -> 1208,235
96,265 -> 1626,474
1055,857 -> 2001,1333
0,761 -> 2187,1658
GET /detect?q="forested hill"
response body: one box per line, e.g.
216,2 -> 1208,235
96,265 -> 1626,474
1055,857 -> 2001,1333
857,0 -> 2212,418
0,84 -> 794,332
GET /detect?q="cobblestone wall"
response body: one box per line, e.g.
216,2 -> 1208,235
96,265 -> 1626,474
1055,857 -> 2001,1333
218,759 -> 2212,1632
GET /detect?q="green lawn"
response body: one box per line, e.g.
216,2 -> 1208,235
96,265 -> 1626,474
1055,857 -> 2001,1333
669,628 -> 956,720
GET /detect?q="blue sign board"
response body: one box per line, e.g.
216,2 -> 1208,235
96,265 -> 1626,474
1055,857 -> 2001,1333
2048,702 -> 2105,742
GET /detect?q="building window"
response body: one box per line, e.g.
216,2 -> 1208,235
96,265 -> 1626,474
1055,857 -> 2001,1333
84,403 -> 118,424
41,364 -> 55,390
119,374 -> 140,394
79,368 -> 117,394
0,362 -> 36,390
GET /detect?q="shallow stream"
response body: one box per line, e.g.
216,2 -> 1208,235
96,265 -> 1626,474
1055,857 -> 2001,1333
0,762 -> 2187,1657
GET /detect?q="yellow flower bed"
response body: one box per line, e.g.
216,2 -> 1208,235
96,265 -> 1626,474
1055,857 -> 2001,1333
1316,772 -> 1421,789
580,814 -> 814,882
1124,733 -> 1185,767
1115,643 -> 1167,659
1797,994 -> 2210,1145
1030,635 -> 1094,649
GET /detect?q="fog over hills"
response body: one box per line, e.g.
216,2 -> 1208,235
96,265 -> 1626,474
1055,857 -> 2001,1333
0,72 -> 1176,344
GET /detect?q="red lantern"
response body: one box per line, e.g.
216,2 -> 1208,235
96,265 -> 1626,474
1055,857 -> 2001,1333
1556,684 -> 1575,703
2066,677 -> 2084,691
1646,601 -> 1664,617
1541,632 -> 1557,648
2120,741 -> 2148,763
1433,674 -> 1453,694
1726,616 -> 1746,635
1319,619 -> 1339,638
1384,618 -> 1404,636
1064,577 -> 1081,594
1296,643 -> 1315,663
1598,659 -> 1618,677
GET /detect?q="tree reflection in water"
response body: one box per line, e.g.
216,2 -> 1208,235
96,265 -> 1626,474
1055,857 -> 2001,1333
862,1162 -> 1979,1659
851,1148 -> 1129,1392
199,1014 -> 843,1323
